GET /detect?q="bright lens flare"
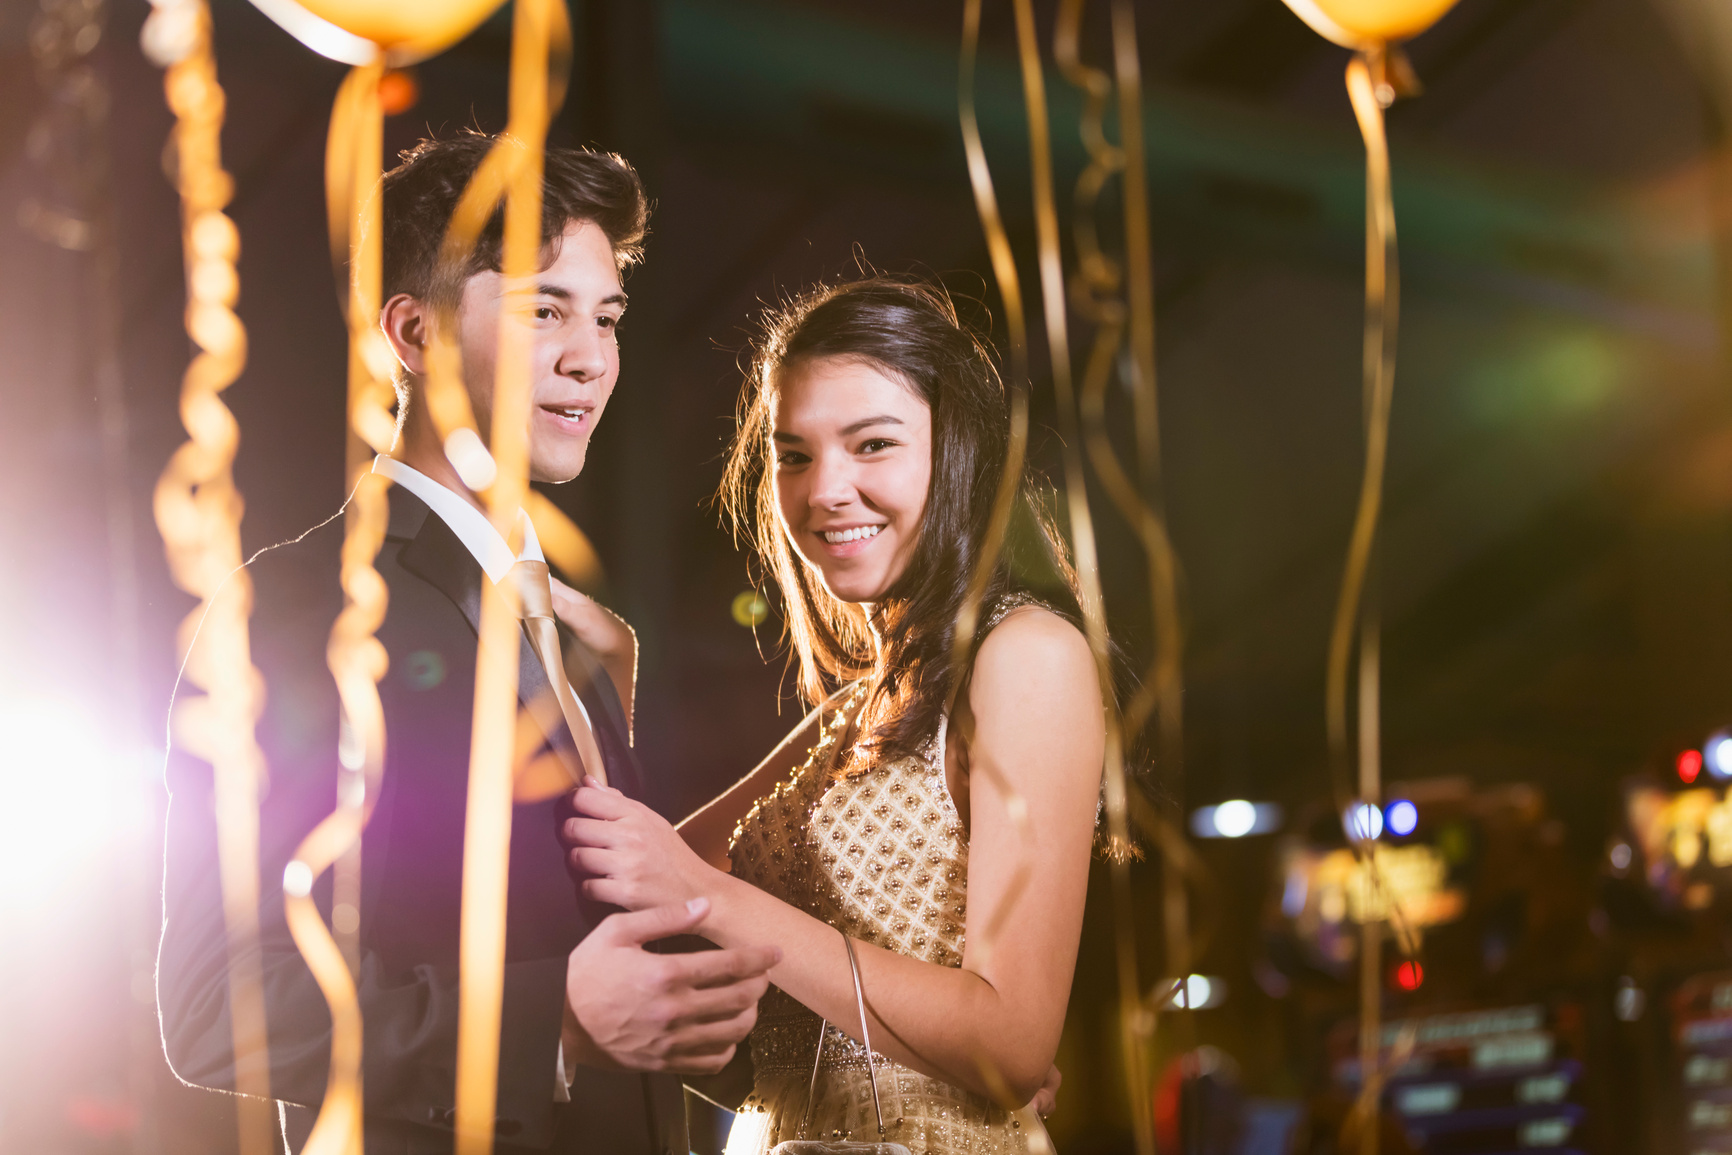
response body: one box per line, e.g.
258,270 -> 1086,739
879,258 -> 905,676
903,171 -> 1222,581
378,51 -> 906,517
0,698 -> 148,912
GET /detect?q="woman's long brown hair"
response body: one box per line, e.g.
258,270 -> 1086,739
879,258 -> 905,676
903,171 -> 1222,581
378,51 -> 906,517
721,275 -> 1086,774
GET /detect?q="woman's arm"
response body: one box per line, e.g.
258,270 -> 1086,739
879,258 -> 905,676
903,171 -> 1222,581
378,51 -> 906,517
569,608 -> 1103,1102
675,683 -> 855,869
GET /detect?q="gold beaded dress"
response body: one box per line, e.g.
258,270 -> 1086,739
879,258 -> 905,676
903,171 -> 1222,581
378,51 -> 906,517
722,671 -> 1047,1155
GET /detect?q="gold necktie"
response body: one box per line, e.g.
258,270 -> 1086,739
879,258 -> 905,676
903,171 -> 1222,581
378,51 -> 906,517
509,560 -> 609,788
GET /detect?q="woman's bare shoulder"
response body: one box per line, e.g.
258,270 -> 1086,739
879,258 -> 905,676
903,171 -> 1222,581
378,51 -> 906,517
976,603 -> 1093,674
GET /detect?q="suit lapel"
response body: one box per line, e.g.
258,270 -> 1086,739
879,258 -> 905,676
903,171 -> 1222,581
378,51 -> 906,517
393,488 -> 571,765
392,486 -> 647,799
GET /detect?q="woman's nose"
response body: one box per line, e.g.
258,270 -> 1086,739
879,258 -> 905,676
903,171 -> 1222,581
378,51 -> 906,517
807,452 -> 856,510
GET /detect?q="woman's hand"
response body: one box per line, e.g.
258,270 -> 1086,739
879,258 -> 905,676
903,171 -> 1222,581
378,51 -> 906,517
548,577 -> 638,737
562,778 -> 716,911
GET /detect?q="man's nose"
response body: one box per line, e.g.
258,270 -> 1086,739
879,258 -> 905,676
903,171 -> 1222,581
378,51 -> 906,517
556,325 -> 608,382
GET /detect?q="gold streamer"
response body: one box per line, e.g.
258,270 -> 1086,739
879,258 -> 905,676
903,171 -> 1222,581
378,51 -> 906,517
453,1 -> 560,1149
952,0 -> 1034,980
276,52 -> 397,1155
1008,1 -> 1153,1148
1052,0 -> 1196,1032
148,4 -> 274,1153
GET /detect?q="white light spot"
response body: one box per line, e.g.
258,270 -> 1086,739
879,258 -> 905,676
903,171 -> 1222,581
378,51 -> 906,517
1345,802 -> 1383,842
283,860 -> 314,898
1609,842 -> 1632,871
1712,737 -> 1732,780
1179,974 -> 1213,1009
1386,799 -> 1418,837
1212,800 -> 1257,838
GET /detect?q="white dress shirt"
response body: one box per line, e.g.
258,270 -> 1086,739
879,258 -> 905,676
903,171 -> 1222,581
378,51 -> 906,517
372,455 -> 544,580
370,455 -> 577,1097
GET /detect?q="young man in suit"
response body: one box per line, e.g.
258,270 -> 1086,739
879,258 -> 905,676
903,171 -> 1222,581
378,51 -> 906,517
158,134 -> 773,1155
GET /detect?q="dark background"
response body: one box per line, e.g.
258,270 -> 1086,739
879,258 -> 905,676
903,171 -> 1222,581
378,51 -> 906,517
1,0 -> 1727,1151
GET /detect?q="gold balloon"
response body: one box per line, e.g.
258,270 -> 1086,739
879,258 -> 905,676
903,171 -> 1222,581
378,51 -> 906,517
1279,0 -> 1459,48
248,0 -> 506,63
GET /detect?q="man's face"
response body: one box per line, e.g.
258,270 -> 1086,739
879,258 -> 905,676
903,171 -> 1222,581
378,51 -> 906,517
454,220 -> 624,484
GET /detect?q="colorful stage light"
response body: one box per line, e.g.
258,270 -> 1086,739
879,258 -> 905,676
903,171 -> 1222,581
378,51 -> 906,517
1394,960 -> 1424,991
1160,974 -> 1227,1010
1344,801 -> 1384,842
1386,799 -> 1418,837
1706,732 -> 1732,781
1190,800 -> 1283,838
1680,749 -> 1704,784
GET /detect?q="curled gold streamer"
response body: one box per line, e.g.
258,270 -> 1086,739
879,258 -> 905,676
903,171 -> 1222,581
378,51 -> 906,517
278,52 -> 396,1155
149,6 -> 275,1154
1005,1 -> 1153,1149
453,1 -> 560,1149
1052,0 -> 1195,1012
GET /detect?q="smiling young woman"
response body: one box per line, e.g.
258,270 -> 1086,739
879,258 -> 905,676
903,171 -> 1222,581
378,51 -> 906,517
559,276 -> 1111,1154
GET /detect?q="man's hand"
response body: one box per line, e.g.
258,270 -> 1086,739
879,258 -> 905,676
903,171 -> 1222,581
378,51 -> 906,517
562,897 -> 779,1077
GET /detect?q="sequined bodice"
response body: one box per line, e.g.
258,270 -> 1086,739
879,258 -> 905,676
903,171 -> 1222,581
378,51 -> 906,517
723,681 -> 1039,1155
730,684 -> 970,968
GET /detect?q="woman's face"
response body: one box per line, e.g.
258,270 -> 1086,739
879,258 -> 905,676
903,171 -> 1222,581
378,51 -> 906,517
772,356 -> 933,605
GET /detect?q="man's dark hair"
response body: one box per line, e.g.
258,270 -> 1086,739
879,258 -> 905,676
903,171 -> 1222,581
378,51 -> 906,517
381,131 -> 648,307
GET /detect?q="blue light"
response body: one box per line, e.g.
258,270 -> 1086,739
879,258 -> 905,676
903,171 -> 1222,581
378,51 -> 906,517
1386,800 -> 1418,837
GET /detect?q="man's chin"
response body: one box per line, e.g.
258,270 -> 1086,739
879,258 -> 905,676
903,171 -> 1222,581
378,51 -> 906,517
529,446 -> 589,485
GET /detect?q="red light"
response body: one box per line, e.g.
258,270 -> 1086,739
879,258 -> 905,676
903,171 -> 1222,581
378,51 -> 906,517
1680,749 -> 1704,784
1395,961 -> 1424,991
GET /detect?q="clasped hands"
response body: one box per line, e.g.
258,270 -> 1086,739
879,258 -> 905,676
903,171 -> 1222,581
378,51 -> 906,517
556,779 -> 1064,1118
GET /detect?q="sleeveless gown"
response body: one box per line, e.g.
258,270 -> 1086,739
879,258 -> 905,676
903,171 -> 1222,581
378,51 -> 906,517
722,667 -> 1049,1154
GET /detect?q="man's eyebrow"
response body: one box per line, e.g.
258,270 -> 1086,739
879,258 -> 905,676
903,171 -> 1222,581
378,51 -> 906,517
531,286 -> 628,309
841,414 -> 903,436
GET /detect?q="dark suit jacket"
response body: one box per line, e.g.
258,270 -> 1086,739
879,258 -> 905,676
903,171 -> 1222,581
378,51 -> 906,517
158,484 -> 688,1154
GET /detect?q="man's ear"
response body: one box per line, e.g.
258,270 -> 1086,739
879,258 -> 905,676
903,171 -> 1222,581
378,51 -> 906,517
380,292 -> 430,377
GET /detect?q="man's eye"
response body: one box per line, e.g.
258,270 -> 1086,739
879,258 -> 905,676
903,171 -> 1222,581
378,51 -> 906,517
534,306 -> 559,321
597,315 -> 618,330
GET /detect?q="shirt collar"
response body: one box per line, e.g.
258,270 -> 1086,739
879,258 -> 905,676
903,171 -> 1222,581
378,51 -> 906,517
372,455 -> 543,584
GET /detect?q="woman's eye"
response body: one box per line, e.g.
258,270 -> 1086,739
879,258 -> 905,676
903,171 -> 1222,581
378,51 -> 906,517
776,451 -> 810,467
859,439 -> 897,454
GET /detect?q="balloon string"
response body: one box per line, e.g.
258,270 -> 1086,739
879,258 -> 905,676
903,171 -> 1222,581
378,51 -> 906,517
1332,53 -> 1399,1155
453,0 -> 557,1149
150,7 -> 275,1154
1006,0 -> 1152,1149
